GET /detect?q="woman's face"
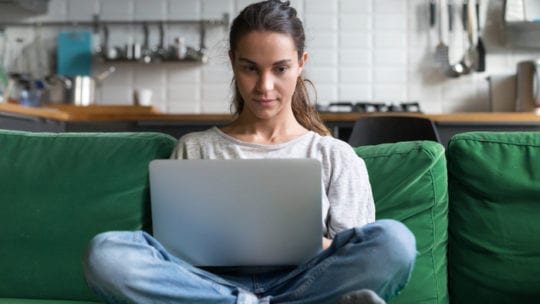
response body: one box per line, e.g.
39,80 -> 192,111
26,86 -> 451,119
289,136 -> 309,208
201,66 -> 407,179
230,31 -> 307,121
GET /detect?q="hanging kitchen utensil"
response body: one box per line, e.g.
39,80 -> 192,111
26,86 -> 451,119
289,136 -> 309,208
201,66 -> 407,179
445,0 -> 463,77
475,0 -> 486,72
57,31 -> 93,76
141,23 -> 152,63
447,0 -> 473,77
156,22 -> 168,60
467,0 -> 480,72
430,0 -> 436,28
434,0 -> 450,69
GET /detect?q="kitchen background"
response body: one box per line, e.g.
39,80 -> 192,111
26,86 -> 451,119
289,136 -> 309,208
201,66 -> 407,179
0,0 -> 539,114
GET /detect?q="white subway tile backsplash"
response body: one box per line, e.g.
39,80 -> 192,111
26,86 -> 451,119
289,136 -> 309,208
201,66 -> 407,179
308,49 -> 338,66
373,84 -> 407,100
339,84 -> 372,101
202,84 -> 232,102
305,0 -> 337,15
134,0 -> 166,20
339,32 -> 371,49
168,0 -> 201,20
67,0 -> 99,21
374,32 -> 407,49
202,65 -> 233,84
374,0 -> 406,14
101,0 -> 134,21
98,85 -> 133,105
134,65 -> 166,88
167,64 -> 202,85
98,67 -> 133,104
339,0 -> 372,14
202,0 -> 233,19
339,14 -> 371,31
486,55 -> 513,74
374,68 -> 407,83
313,84 -> 338,104
339,50 -> 372,66
235,0 -> 255,13
373,50 -> 407,66
373,14 -> 407,30
168,84 -> 200,101
306,31 -> 338,49
305,14 -> 338,31
305,67 -> 338,84
339,67 -> 372,84
441,81 -> 481,108
408,84 -> 442,104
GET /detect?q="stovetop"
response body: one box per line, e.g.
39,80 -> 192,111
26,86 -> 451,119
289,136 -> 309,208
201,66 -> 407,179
316,101 -> 422,113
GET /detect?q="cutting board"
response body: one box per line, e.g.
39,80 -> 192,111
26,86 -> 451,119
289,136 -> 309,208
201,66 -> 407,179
56,31 -> 92,76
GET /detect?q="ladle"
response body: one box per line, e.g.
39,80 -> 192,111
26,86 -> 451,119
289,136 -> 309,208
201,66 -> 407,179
446,0 -> 474,77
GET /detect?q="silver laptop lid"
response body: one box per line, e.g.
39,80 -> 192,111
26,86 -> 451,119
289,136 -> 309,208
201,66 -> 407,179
149,159 -> 322,267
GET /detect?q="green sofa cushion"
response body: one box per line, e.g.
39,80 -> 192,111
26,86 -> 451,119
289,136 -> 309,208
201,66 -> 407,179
0,130 -> 176,301
447,132 -> 540,303
355,141 -> 448,304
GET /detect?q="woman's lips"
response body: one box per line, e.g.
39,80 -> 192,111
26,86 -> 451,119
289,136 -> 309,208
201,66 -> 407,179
254,98 -> 276,106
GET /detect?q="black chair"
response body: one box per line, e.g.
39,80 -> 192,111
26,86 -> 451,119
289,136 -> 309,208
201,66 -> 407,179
347,116 -> 441,146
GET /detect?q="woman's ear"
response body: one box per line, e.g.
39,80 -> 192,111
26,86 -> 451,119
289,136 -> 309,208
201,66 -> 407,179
229,50 -> 235,65
298,51 -> 308,75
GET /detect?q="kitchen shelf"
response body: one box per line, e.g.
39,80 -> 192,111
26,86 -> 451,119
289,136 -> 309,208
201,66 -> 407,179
93,55 -> 208,65
0,13 -> 229,31
0,14 -> 229,66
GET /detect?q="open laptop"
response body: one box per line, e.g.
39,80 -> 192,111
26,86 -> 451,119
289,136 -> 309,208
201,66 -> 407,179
149,158 -> 323,267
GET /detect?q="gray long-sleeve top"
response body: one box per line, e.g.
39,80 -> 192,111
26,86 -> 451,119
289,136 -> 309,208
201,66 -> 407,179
171,127 -> 375,238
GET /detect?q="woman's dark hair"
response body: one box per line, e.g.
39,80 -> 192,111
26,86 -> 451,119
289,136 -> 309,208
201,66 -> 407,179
229,0 -> 331,136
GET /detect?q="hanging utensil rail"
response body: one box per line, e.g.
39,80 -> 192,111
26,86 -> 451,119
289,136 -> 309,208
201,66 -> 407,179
0,13 -> 230,32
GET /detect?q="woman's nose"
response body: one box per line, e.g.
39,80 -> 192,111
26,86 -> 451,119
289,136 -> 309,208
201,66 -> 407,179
257,72 -> 274,92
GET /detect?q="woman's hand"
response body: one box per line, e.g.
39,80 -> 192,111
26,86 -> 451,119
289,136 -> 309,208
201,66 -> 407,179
322,237 -> 332,250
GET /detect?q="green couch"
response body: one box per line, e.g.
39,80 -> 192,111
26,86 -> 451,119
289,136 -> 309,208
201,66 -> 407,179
1,129 -> 539,303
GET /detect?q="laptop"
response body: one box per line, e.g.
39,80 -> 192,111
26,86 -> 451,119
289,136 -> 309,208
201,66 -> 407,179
149,158 -> 323,267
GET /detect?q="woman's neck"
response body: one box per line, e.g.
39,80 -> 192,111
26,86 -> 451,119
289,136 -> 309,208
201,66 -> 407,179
221,112 -> 309,145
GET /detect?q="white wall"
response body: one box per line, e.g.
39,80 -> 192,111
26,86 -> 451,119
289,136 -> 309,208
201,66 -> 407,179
1,0 -> 540,113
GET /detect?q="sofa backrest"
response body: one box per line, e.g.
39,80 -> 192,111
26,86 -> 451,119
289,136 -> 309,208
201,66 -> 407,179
0,130 -> 176,301
447,132 -> 540,303
355,141 -> 448,304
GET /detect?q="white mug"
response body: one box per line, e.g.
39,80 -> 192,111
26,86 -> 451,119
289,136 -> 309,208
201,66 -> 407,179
134,88 -> 153,106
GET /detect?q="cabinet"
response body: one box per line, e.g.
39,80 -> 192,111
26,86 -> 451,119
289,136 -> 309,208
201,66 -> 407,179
504,0 -> 540,48
0,0 -> 49,14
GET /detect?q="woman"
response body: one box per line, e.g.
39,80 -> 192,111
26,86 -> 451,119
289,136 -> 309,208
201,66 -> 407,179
83,1 -> 416,303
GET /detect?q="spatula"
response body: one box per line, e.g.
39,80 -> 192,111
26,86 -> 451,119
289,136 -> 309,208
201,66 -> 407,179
475,0 -> 486,72
434,0 -> 450,69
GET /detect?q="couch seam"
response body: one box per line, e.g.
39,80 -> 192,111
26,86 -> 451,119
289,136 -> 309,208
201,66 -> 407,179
449,138 -> 540,148
359,145 -> 436,161
429,165 -> 444,304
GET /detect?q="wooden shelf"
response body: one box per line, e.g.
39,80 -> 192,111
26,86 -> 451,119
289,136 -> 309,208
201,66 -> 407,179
2,103 -> 540,123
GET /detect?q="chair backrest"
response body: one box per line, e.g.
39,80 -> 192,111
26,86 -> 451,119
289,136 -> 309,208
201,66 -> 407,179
348,116 -> 441,146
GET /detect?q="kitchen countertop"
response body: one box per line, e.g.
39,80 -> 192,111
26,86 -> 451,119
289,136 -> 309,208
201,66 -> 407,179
1,103 -> 540,123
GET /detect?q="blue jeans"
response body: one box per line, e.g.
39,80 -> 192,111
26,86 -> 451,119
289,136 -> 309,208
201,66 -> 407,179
83,219 -> 416,304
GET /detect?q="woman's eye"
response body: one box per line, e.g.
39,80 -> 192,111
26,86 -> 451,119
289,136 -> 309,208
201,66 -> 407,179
242,65 -> 257,72
276,66 -> 288,73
